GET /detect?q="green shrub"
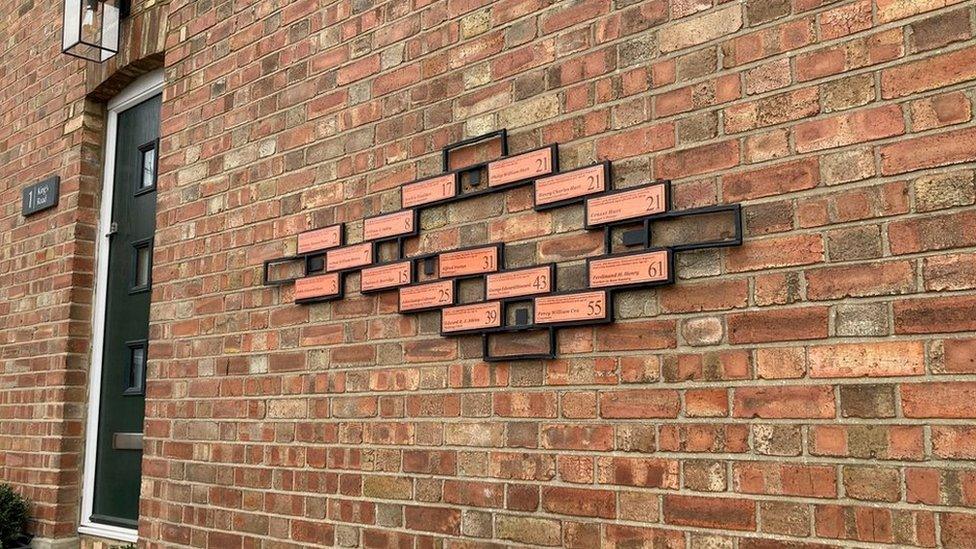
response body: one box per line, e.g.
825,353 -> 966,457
0,483 -> 30,549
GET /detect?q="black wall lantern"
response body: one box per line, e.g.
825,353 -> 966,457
62,0 -> 125,62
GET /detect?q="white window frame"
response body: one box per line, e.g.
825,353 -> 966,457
79,68 -> 164,544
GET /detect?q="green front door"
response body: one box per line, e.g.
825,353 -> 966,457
91,94 -> 161,527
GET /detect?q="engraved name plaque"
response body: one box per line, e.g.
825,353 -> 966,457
438,246 -> 499,278
441,301 -> 502,333
535,163 -> 607,208
364,210 -> 416,241
402,174 -> 457,208
295,272 -> 341,303
361,261 -> 412,292
326,243 -> 373,272
488,147 -> 555,188
535,291 -> 609,325
297,225 -> 342,255
585,183 -> 667,227
588,249 -> 670,289
485,265 -> 553,300
399,280 -> 454,312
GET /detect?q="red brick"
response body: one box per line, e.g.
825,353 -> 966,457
795,104 -> 905,153
664,495 -> 756,531
735,461 -> 838,498
655,139 -> 740,179
727,234 -> 824,272
943,338 -> 976,373
728,307 -> 829,344
910,90 -> 972,131
805,261 -> 915,300
881,126 -> 976,175
888,210 -> 976,254
723,157 -> 819,201
595,122 -> 675,160
895,295 -> 976,334
902,382 -> 976,418
542,486 -> 616,518
881,45 -> 976,98
733,385 -> 836,418
599,389 -> 681,418
932,426 -> 976,459
808,341 -> 925,378
404,506 -> 460,535
942,512 -> 976,548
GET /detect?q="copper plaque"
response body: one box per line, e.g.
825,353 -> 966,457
402,174 -> 456,208
326,243 -> 372,272
586,184 -> 667,226
488,147 -> 554,188
485,266 -> 552,300
439,246 -> 499,278
535,164 -> 606,206
441,301 -> 502,333
295,272 -> 341,302
399,280 -> 454,312
361,261 -> 411,292
297,225 -> 342,254
364,210 -> 415,241
535,291 -> 608,324
588,250 -> 669,288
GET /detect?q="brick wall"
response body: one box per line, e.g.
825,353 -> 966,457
3,0 -> 976,547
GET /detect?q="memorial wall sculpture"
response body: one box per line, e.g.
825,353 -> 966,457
264,130 -> 743,361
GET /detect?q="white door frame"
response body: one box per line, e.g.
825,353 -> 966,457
79,68 -> 164,543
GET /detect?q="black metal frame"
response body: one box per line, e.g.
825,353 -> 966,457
362,208 -> 420,244
484,263 -> 557,301
359,259 -> 413,294
294,272 -> 345,304
297,224 -> 345,255
128,237 -> 153,294
482,326 -> 558,362
123,339 -> 147,396
486,143 -> 560,189
397,278 -> 458,313
533,161 -> 611,211
439,300 -> 503,336
320,242 -> 375,274
531,288 -> 613,328
135,139 -> 158,196
401,172 -> 459,209
442,129 -> 508,172
584,180 -> 673,230
410,242 -> 505,281
585,247 -> 675,292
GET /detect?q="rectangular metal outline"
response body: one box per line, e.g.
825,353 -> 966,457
583,180 -> 673,230
122,339 -> 148,396
584,247 -> 675,292
648,203 -> 744,252
322,241 -> 375,274
484,263 -> 557,301
294,272 -> 345,304
396,278 -> 459,314
134,139 -> 159,196
486,143 -> 560,189
482,326 -> 558,362
532,161 -> 611,211
400,172 -> 460,209
128,237 -> 154,294
362,208 -> 419,244
359,259 -> 413,294
296,223 -> 345,256
442,129 -> 508,172
439,300 -> 504,336
532,288 -> 613,328
410,242 -> 505,281
263,255 -> 306,286
61,0 -> 120,62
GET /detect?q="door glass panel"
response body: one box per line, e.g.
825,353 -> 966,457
132,240 -> 151,291
124,342 -> 146,395
138,141 -> 157,192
